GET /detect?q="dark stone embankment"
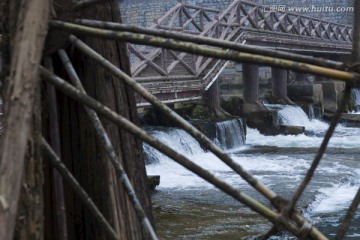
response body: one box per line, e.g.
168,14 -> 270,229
324,113 -> 360,127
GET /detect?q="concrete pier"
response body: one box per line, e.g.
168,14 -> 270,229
271,67 -> 288,102
243,64 -> 259,103
242,64 -> 268,113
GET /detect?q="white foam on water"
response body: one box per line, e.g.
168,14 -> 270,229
146,151 -> 238,189
275,105 -> 329,132
310,182 -> 359,214
246,127 -> 360,149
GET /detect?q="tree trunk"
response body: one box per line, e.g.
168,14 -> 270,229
0,0 -> 49,240
52,1 -> 154,239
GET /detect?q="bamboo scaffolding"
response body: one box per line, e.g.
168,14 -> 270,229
38,66 -> 329,239
41,138 -> 119,240
49,21 -> 359,85
39,66 -> 328,240
68,35 -> 277,200
74,19 -> 347,71
67,35 -> 326,238
57,49 -> 158,240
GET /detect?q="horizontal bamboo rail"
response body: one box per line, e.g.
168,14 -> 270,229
49,21 -> 359,86
75,19 -> 347,71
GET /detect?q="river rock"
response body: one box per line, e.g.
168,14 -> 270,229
148,175 -> 160,191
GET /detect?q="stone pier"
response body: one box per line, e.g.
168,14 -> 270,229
271,67 -> 290,103
242,64 -> 266,113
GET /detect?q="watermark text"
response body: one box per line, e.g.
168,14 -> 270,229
262,5 -> 354,13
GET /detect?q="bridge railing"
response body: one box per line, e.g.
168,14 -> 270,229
128,0 -> 353,92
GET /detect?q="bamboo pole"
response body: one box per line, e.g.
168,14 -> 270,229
288,85 -> 352,212
0,0 -> 50,239
43,57 -> 68,239
288,0 -> 360,218
48,20 -> 359,84
335,188 -> 360,239
74,19 -> 347,71
57,49 -> 158,240
68,35 -> 326,239
335,1 -> 360,239
39,66 -> 328,240
41,138 -> 119,240
74,0 -> 111,10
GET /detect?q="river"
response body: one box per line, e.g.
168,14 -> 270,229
144,105 -> 360,239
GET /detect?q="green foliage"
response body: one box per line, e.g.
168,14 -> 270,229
192,105 -> 210,119
221,97 -> 242,116
175,102 -> 196,117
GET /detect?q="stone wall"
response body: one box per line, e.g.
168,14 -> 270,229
120,0 -> 354,27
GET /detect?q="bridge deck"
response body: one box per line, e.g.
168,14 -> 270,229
129,0 -> 353,106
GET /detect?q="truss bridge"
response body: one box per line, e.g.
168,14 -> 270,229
128,0 -> 353,107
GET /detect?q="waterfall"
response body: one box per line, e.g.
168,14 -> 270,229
308,104 -> 315,120
276,105 -> 310,126
143,128 -> 205,164
215,119 -> 246,150
352,88 -> 360,112
143,119 -> 246,164
274,105 -> 328,131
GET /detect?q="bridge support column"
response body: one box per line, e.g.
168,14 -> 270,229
243,64 -> 259,103
242,64 -> 266,113
288,71 -> 324,114
271,67 -> 291,103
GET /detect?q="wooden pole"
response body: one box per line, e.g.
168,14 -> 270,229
44,57 -> 68,240
0,0 -> 50,239
48,21 -> 359,85
335,1 -> 360,238
73,19 -> 347,70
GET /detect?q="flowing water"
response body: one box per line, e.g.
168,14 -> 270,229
351,88 -> 360,113
144,109 -> 360,239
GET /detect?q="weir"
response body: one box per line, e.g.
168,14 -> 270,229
143,118 -> 247,163
144,109 -> 360,238
215,119 -> 246,150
